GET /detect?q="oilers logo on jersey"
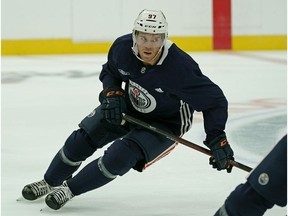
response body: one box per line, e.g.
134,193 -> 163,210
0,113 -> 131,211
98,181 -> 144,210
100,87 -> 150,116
128,80 -> 156,113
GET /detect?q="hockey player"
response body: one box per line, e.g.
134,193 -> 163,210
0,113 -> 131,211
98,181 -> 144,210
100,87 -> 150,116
214,135 -> 287,216
21,9 -> 234,210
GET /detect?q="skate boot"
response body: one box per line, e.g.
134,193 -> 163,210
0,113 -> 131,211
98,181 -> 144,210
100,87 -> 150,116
45,181 -> 74,210
22,179 -> 54,200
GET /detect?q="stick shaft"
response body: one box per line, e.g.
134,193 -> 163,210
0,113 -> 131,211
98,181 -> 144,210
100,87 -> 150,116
123,114 -> 252,172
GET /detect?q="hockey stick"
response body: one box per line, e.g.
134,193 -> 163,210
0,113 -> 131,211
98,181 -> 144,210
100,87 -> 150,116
122,113 -> 252,173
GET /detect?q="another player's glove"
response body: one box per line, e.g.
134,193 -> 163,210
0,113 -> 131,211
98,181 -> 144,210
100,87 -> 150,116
204,133 -> 234,173
99,87 -> 127,125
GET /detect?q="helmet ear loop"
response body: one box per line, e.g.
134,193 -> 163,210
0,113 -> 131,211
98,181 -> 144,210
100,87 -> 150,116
131,30 -> 139,57
155,33 -> 167,53
162,32 -> 168,47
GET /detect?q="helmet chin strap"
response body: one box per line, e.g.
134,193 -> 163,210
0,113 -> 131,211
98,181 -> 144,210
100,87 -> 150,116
131,43 -> 164,65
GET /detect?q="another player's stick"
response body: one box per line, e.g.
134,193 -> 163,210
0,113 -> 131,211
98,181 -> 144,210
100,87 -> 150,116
122,113 -> 252,173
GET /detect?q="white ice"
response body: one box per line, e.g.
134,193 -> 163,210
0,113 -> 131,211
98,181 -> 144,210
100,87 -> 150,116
2,51 -> 287,215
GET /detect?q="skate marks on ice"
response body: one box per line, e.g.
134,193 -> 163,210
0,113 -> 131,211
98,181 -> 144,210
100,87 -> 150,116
15,197 -> 50,214
1,70 -> 99,84
16,196 -> 79,214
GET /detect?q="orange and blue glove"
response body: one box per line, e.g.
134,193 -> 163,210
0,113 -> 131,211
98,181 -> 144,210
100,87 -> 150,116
204,133 -> 234,173
99,87 -> 127,125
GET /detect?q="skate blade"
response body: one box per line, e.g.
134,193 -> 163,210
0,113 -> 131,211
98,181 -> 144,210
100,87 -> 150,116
16,196 -> 25,202
40,206 -> 61,213
40,206 -> 49,212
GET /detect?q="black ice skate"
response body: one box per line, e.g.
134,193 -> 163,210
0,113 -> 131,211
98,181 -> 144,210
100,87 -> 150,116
22,179 -> 54,201
45,181 -> 74,210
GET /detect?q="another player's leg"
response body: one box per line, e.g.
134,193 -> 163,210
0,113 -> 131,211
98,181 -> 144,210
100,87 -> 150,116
214,182 -> 274,216
45,138 -> 145,210
214,135 -> 287,215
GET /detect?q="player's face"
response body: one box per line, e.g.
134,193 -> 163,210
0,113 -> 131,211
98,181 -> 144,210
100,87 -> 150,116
136,32 -> 164,65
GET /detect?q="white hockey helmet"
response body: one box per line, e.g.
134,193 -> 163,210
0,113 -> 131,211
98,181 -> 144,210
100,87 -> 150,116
133,9 -> 168,35
132,9 -> 168,59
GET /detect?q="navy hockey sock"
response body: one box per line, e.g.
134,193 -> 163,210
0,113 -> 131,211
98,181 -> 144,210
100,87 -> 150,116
44,150 -> 81,187
66,158 -> 113,195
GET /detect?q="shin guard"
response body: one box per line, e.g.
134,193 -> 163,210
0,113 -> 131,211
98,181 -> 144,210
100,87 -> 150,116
44,129 -> 98,186
44,148 -> 81,187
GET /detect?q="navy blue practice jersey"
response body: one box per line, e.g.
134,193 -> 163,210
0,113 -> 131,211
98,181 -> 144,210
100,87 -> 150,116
100,34 -> 228,140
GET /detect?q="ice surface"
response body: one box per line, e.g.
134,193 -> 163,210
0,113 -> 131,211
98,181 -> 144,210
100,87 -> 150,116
2,51 -> 287,215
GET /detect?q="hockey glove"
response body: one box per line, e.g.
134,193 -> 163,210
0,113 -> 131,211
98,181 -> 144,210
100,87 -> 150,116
99,87 -> 127,125
204,133 -> 234,173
